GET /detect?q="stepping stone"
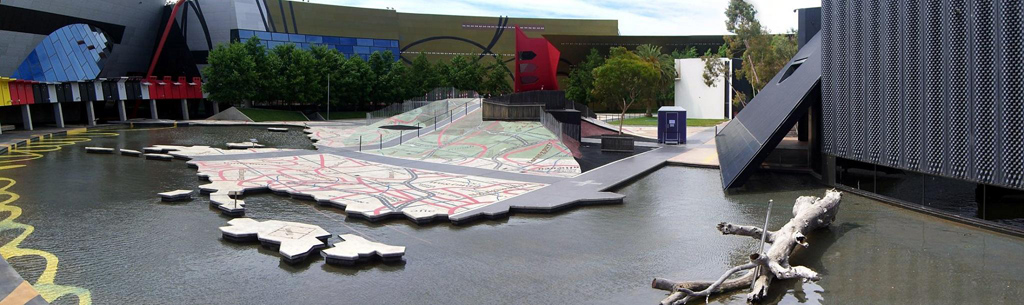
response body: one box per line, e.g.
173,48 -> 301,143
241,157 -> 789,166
158,189 -> 193,201
226,142 -> 265,149
219,218 -> 331,264
210,194 -> 245,217
267,127 -> 289,132
142,146 -> 179,154
322,234 -> 406,266
144,153 -> 174,161
120,149 -> 142,156
85,147 -> 114,154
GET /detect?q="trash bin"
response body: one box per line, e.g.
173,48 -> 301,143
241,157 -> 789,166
658,106 -> 686,144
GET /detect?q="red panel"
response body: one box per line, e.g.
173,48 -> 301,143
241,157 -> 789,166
513,25 -> 560,92
176,76 -> 188,99
190,77 -> 203,98
24,81 -> 36,104
11,80 -> 31,105
161,76 -> 173,99
146,76 -> 159,99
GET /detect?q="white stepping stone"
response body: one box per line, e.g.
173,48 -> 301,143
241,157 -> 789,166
219,218 -> 330,263
226,142 -> 265,149
210,194 -> 245,217
120,149 -> 142,156
322,234 -> 406,266
267,127 -> 289,132
158,189 -> 193,201
144,153 -> 173,161
85,147 -> 114,154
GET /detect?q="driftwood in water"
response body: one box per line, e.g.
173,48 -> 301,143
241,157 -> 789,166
652,189 -> 842,304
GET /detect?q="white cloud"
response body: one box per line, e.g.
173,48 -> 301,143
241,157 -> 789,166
307,0 -> 821,35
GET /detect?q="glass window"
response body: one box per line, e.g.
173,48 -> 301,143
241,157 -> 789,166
271,32 -> 289,41
238,30 -> 254,39
356,38 -> 373,46
338,37 -> 356,45
373,39 -> 391,47
268,41 -> 284,49
390,40 -> 399,48
323,36 -> 340,45
306,35 -> 322,44
335,45 -> 354,54
44,70 -> 57,82
354,46 -> 370,54
299,43 -> 310,50
289,34 -> 305,43
255,31 -> 273,41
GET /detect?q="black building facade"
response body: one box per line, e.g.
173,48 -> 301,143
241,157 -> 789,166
821,0 -> 1024,227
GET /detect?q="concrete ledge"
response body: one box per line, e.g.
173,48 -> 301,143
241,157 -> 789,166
144,153 -> 173,161
219,218 -> 331,264
226,142 -> 264,149
322,234 -> 405,266
267,127 -> 289,132
120,149 -> 142,156
158,190 -> 193,202
85,147 -> 114,154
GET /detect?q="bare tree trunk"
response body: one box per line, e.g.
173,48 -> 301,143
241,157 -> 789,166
652,190 -> 842,304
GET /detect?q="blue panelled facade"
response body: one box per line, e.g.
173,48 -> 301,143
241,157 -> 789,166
12,24 -> 111,82
232,30 -> 399,61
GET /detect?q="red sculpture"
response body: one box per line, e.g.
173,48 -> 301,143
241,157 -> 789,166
514,25 -> 560,92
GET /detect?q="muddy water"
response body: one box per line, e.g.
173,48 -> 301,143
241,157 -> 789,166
1,126 -> 1020,304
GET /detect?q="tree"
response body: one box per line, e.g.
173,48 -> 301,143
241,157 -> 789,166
310,45 -> 344,109
339,56 -> 372,110
447,55 -> 485,91
270,43 -> 320,106
671,46 -> 699,59
480,54 -> 512,96
202,39 -> 257,104
565,48 -> 604,106
408,53 -> 437,97
714,0 -> 798,94
592,47 -> 660,134
636,44 -> 677,117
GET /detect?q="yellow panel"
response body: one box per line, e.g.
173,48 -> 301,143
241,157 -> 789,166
0,77 -> 12,107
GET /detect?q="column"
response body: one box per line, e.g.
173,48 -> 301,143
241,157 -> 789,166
149,99 -> 158,120
20,105 -> 32,131
211,101 -> 220,114
85,101 -> 97,126
52,103 -> 65,128
180,99 -> 190,120
116,100 -> 127,121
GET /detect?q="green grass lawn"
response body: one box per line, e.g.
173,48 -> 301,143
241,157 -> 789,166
318,111 -> 367,120
606,117 -> 728,127
237,108 -> 309,122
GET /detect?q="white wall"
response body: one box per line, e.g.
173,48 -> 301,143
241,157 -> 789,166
674,58 -> 732,120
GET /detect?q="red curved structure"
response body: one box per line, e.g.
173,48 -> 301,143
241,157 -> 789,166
514,25 -> 559,92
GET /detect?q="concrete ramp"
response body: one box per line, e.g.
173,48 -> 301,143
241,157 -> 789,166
205,107 -> 253,121
715,32 -> 821,189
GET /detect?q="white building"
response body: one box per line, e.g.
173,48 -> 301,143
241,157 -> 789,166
674,58 -> 732,120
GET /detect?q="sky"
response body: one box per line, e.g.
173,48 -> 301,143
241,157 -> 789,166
307,0 -> 821,35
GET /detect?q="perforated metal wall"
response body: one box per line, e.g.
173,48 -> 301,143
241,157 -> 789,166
822,0 -> 1024,190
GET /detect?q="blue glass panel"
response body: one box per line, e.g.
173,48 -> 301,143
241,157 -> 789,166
373,40 -> 391,47
271,32 -> 289,41
356,38 -> 373,46
323,36 -> 340,44
63,66 -> 76,81
268,41 -> 284,49
44,70 -> 56,82
255,31 -> 273,41
262,41 -> 269,49
40,52 -> 52,71
391,40 -> 399,48
305,35 -> 322,43
42,37 -> 56,57
299,43 -> 310,50
338,37 -> 356,45
370,47 -> 386,54
289,34 -> 305,42
238,30 -> 254,40
53,65 -> 66,80
360,54 -> 369,61
354,46 -> 369,54
335,45 -> 354,54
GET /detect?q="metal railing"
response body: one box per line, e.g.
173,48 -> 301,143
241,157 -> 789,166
406,87 -> 480,102
596,112 -> 649,122
366,100 -> 433,125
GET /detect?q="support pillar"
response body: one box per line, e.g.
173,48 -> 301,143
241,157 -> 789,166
52,103 -> 65,128
149,99 -> 158,120
116,100 -> 127,122
85,101 -> 97,126
211,101 -> 220,114
180,99 -> 190,120
20,105 -> 32,131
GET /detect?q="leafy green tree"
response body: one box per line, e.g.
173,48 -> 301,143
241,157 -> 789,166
381,60 -> 411,102
480,55 -> 512,96
408,53 -> 437,97
636,44 -> 677,116
592,47 -> 660,134
671,46 -> 699,59
716,0 -> 798,94
269,43 -> 320,106
202,39 -> 257,105
310,45 -> 344,109
565,48 -> 604,106
447,55 -> 485,91
339,56 -> 373,110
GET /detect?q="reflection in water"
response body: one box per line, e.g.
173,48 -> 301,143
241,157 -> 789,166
0,126 -> 1021,304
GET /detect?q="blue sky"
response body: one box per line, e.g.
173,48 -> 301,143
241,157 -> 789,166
309,0 -> 821,35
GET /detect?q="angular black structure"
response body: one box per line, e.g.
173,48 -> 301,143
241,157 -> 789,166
715,33 -> 822,189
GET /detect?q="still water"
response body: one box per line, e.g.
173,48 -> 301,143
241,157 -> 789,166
3,126 -> 1022,304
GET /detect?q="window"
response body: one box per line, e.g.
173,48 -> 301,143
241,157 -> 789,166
11,24 -> 109,82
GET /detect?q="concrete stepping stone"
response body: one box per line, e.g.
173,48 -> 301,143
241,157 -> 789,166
226,142 -> 265,149
267,127 -> 289,132
219,218 -> 331,263
142,146 -> 179,154
158,189 -> 193,201
85,147 -> 114,154
210,193 -> 245,217
144,153 -> 173,161
322,234 -> 406,266
120,149 -> 142,156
